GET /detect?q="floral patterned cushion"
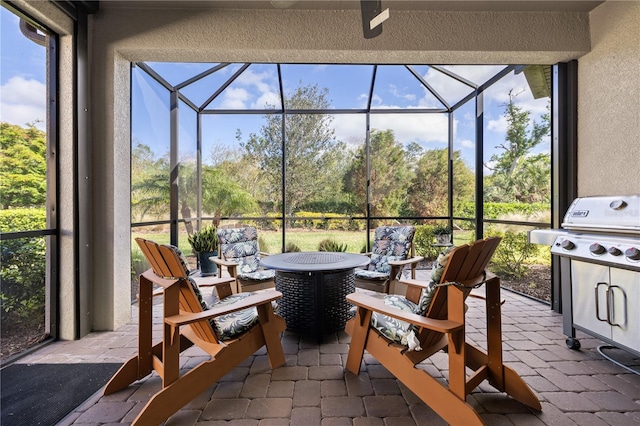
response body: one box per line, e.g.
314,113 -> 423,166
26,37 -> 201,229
415,281 -> 438,316
354,268 -> 388,280
218,227 -> 267,277
366,226 -> 416,274
371,295 -> 420,347
209,292 -> 260,341
415,247 -> 453,316
238,268 -> 276,282
188,277 -> 209,311
430,247 -> 453,283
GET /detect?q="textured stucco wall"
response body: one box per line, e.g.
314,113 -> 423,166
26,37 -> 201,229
95,7 -> 592,64
578,1 -> 640,197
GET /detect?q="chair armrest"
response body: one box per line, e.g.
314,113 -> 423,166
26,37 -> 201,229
397,277 -> 432,290
346,292 -> 463,334
191,275 -> 235,288
260,251 -> 271,257
212,257 -> 239,268
388,256 -> 424,267
165,290 -> 283,327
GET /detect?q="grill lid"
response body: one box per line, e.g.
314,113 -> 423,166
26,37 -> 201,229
562,195 -> 640,233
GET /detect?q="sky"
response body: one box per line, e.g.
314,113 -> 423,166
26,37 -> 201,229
1,5 -> 551,174
132,61 -> 550,173
0,9 -> 47,131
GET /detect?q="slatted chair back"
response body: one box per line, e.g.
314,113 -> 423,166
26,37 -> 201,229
418,237 -> 501,351
135,238 -> 218,343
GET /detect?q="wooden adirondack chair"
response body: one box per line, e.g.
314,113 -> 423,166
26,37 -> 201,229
104,238 -> 286,425
345,237 -> 541,426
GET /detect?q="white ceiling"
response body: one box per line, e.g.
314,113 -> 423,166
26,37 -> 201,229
99,0 -> 605,13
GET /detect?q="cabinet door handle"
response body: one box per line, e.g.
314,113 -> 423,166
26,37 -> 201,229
595,282 -> 608,322
606,285 -> 626,327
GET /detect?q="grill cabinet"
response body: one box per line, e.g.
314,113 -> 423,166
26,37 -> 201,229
530,195 -> 640,356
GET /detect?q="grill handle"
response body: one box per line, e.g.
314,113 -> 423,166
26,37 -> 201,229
606,285 -> 626,327
595,282 -> 608,323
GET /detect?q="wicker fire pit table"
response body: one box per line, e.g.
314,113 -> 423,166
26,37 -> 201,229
260,251 -> 370,340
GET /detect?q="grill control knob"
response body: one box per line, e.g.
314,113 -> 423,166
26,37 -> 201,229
609,199 -> 627,210
625,247 -> 640,261
589,243 -> 606,255
561,239 -> 575,250
608,247 -> 622,256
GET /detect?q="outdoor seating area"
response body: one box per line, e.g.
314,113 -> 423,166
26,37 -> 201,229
12,264 -> 640,425
1,2 -> 639,426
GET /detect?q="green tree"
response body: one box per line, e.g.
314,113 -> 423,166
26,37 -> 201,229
239,84 -> 344,215
130,138 -> 198,227
132,142 -> 258,228
209,141 -> 269,211
406,148 -> 474,217
0,122 -> 47,209
343,129 -> 413,217
485,90 -> 551,203
201,166 -> 258,222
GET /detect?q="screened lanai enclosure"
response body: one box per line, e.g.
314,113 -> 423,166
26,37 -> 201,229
130,62 -> 553,303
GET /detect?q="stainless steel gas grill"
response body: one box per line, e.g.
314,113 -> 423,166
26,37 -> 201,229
529,195 -> 640,356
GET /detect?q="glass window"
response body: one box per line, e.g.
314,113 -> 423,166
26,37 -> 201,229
131,61 -> 553,304
131,67 -> 171,223
0,5 -> 54,359
372,65 -> 443,109
452,100 -> 476,223
281,64 -> 373,110
206,64 -> 281,110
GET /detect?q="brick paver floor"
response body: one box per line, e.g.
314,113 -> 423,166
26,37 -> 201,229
14,277 -> 640,426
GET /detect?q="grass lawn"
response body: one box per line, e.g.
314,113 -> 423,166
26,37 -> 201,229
259,229 -> 367,253
131,229 -> 369,255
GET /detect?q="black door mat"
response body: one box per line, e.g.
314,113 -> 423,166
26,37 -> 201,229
1,362 -> 122,426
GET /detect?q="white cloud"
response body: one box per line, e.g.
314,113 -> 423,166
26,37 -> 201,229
234,67 -> 280,109
373,114 -> 450,145
237,68 -> 273,93
388,84 -> 416,102
487,115 -> 508,133
0,76 -> 46,130
424,67 -> 475,105
368,93 -> 383,107
442,65 -> 506,87
221,87 -> 250,109
331,113 -> 452,148
253,91 -> 281,109
460,139 -> 475,149
331,115 -> 366,146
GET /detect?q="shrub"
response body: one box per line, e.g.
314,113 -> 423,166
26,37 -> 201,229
0,208 -> 46,232
317,238 -> 347,252
285,242 -> 301,252
0,209 -> 47,323
1,237 -> 46,322
486,230 -> 538,279
258,236 -> 270,253
456,202 -> 549,221
413,225 -> 441,260
131,245 -> 149,281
